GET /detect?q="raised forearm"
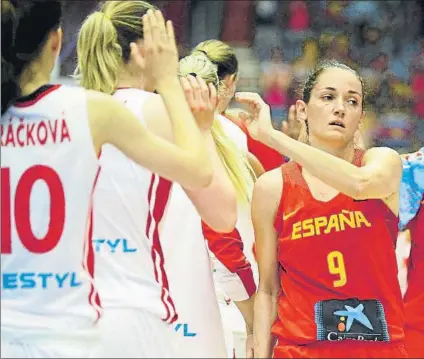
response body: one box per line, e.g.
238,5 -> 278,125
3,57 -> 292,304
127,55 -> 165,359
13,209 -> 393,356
264,129 -> 365,198
158,78 -> 207,156
185,132 -> 238,232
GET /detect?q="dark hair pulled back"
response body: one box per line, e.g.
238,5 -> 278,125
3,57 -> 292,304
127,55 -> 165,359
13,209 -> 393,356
1,0 -> 62,115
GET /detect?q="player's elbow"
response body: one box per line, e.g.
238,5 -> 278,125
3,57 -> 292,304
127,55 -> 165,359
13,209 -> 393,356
205,202 -> 237,232
195,166 -> 214,189
354,172 -> 398,200
353,148 -> 403,200
186,156 -> 213,189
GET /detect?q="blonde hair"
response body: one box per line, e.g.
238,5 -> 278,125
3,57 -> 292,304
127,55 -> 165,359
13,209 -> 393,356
74,1 -> 155,94
180,53 -> 255,203
194,40 -> 238,79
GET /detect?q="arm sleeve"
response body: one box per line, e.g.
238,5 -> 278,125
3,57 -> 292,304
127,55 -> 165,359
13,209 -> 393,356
202,221 -> 257,301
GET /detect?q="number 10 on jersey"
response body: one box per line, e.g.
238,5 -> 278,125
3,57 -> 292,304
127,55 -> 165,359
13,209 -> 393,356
327,251 -> 347,288
1,166 -> 65,254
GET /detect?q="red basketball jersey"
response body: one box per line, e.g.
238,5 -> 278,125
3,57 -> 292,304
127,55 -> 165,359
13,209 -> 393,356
272,150 -> 404,346
404,200 -> 424,331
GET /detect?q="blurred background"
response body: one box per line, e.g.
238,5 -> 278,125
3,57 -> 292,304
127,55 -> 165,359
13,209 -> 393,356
55,0 -> 424,153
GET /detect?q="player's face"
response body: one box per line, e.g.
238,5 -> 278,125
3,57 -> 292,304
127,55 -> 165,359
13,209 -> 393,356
297,67 -> 364,147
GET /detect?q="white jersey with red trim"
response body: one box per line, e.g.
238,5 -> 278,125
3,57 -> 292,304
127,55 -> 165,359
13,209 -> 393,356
92,88 -> 177,323
213,114 -> 258,358
212,115 -> 258,301
217,114 -> 248,152
0,85 -> 101,336
161,185 -> 227,357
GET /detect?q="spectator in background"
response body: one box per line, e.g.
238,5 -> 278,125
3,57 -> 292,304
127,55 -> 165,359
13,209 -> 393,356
255,0 -> 278,25
261,47 -> 292,129
324,34 -> 359,70
288,0 -> 309,32
411,38 -> 424,70
325,0 -> 349,28
412,68 -> 424,120
411,56 -> 424,143
279,0 -> 311,61
291,39 -> 319,83
375,91 -> 414,152
352,23 -> 393,66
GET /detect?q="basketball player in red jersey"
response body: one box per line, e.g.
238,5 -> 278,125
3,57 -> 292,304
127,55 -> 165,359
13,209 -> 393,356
236,60 -> 406,358
399,149 -> 424,358
403,203 -> 424,358
1,2 -> 213,357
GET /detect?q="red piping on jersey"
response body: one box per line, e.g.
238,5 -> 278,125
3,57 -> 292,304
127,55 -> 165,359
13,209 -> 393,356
146,174 -> 178,324
14,85 -> 61,108
203,222 -> 257,297
83,166 -> 102,322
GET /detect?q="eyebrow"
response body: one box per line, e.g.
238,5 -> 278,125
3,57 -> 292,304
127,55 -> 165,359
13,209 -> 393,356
323,87 -> 362,97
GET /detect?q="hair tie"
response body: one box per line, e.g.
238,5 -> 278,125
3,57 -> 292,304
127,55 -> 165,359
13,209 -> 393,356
198,49 -> 208,56
188,72 -> 197,77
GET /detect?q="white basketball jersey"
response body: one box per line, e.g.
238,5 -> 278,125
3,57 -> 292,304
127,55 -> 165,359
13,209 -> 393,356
92,88 -> 177,323
213,115 -> 258,358
217,114 -> 248,152
161,186 -> 227,358
0,85 -> 100,336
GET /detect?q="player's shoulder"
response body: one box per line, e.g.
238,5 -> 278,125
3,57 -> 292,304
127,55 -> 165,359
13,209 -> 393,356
114,88 -> 155,103
252,168 -> 284,216
53,84 -> 86,100
254,167 -> 283,196
217,114 -> 246,136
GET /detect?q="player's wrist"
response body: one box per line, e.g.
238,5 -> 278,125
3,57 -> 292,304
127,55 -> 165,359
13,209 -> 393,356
246,327 -> 254,336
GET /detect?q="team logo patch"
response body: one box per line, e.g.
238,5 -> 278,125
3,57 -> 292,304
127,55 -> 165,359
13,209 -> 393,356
314,298 -> 389,342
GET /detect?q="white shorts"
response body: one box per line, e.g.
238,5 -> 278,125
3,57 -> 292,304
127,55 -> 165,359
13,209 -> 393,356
218,299 -> 247,358
96,308 -> 176,358
1,330 -> 100,358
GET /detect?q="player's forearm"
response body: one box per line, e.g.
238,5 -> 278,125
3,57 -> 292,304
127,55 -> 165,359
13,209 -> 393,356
157,78 -> 209,163
263,129 -> 365,199
185,133 -> 238,232
234,294 -> 255,334
254,290 -> 278,358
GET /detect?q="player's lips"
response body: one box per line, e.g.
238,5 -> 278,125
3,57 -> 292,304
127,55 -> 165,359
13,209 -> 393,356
329,119 -> 346,128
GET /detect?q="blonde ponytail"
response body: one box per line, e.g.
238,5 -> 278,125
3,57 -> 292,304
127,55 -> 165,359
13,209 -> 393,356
179,53 -> 255,203
211,120 -> 255,203
74,11 -> 122,94
75,1 -> 155,94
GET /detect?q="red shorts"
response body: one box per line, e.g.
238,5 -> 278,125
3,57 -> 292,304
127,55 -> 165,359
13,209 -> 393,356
273,339 -> 407,358
405,326 -> 424,358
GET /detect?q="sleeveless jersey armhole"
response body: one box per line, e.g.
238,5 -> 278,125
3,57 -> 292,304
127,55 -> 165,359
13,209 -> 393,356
274,165 -> 289,234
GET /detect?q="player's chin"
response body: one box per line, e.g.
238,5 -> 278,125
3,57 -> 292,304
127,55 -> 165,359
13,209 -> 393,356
320,131 -> 352,145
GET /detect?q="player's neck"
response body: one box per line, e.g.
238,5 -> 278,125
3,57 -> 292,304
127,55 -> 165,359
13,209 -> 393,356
309,137 -> 355,163
19,62 -> 51,97
117,70 -> 153,92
